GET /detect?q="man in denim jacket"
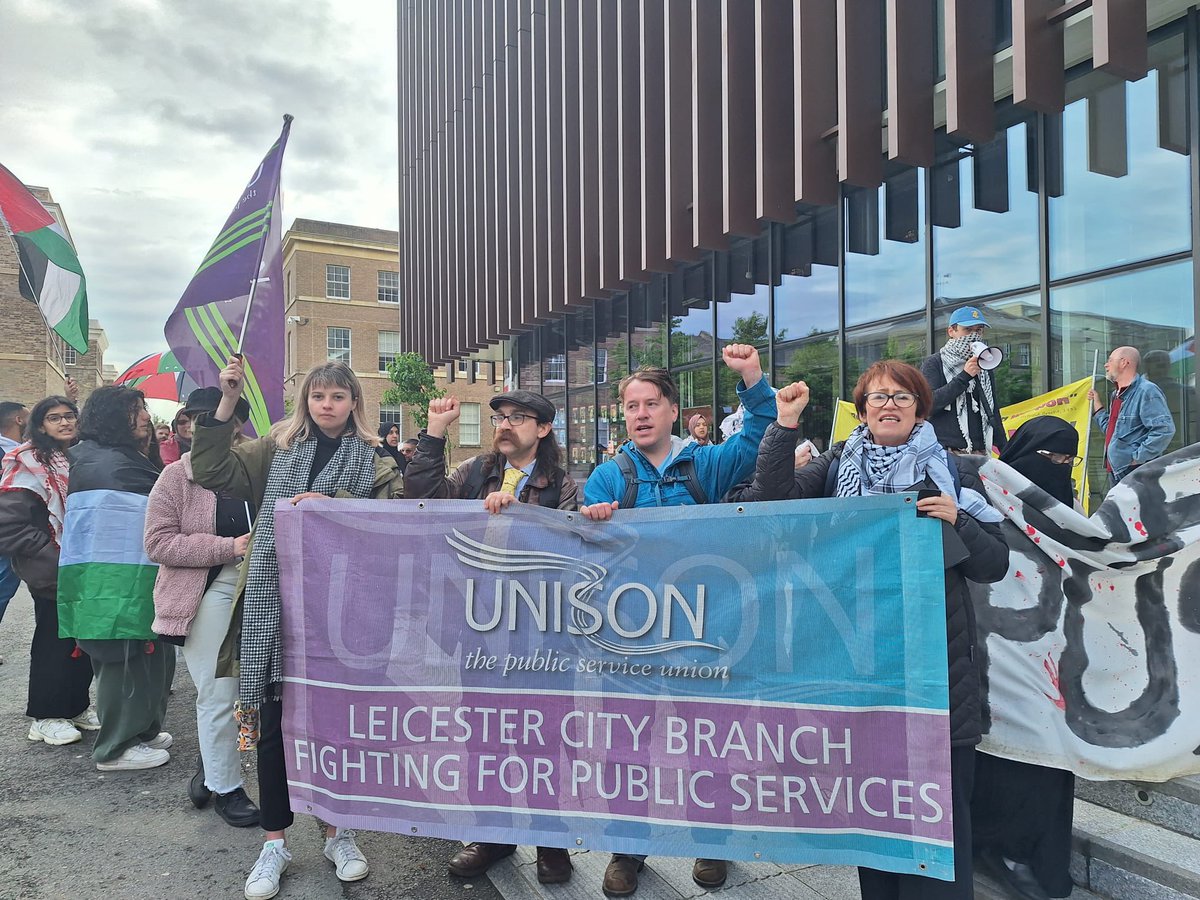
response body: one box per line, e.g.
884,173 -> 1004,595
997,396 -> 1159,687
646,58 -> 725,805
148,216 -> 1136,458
1088,346 -> 1176,485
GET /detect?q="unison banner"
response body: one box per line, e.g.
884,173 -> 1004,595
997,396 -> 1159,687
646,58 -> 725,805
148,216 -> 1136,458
971,443 -> 1200,781
274,496 -> 955,879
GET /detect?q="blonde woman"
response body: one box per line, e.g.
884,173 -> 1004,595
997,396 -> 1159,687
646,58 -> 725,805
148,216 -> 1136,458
191,357 -> 403,900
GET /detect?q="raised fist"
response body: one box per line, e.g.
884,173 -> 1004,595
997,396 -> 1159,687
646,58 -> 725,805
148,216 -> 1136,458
721,343 -> 763,388
775,381 -> 810,428
219,355 -> 245,398
427,395 -> 461,438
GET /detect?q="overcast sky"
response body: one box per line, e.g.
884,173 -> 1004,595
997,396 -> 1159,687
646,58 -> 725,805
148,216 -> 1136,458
2,0 -> 398,374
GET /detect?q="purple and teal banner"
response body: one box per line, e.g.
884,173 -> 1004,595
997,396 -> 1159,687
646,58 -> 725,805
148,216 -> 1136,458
275,496 -> 954,880
163,117 -> 290,436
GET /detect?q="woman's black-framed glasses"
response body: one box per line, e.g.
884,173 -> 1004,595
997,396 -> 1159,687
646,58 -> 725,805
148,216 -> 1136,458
43,412 -> 78,424
864,391 -> 917,409
1037,449 -> 1083,466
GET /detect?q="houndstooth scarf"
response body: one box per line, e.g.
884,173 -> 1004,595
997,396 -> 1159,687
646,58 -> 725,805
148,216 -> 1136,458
835,421 -> 1002,523
240,434 -> 377,707
941,336 -> 996,454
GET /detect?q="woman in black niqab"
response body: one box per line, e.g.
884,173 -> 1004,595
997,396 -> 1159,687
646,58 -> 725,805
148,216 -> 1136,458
997,415 -> 1078,506
973,415 -> 1080,899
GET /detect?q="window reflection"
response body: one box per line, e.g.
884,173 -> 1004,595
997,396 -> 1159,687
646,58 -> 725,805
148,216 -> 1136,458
1049,34 -> 1189,278
567,310 -> 596,479
776,334 -> 838,451
670,261 -> 714,367
845,317 -> 928,389
845,170 -> 927,326
596,296 -> 629,457
934,119 -> 1039,303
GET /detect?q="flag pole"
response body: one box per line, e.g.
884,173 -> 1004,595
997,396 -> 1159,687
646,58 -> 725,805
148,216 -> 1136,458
0,206 -> 71,375
235,114 -> 293,355
1080,348 -> 1101,507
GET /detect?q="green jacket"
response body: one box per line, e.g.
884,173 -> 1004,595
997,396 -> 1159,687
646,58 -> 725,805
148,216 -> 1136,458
190,417 -> 404,678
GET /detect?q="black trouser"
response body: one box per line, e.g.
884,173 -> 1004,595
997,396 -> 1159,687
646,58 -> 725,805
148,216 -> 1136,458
257,698 -> 295,832
857,744 -> 975,900
26,589 -> 92,720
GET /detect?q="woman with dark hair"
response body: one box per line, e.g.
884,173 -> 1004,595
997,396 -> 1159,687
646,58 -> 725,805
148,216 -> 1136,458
376,422 -> 404,470
730,360 -> 1010,900
59,385 -> 173,771
971,416 -> 1080,900
0,395 -> 95,746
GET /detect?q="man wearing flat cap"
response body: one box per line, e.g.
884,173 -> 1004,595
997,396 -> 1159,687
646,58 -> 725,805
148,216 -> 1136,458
921,305 -> 1008,456
401,389 -> 578,884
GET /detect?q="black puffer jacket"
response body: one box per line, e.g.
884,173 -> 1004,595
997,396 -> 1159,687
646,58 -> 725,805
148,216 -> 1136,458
727,422 -> 1010,746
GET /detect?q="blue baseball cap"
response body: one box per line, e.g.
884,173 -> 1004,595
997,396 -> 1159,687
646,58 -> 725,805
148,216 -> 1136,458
948,306 -> 989,328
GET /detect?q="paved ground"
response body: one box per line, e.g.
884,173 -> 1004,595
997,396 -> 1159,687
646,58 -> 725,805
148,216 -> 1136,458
0,583 -> 502,900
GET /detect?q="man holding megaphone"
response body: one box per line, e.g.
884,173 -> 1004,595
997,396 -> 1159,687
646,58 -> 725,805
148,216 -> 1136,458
921,306 -> 1008,456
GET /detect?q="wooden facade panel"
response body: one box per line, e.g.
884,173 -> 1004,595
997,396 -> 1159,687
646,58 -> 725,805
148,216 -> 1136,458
1094,0 -> 1148,81
665,0 -> 701,262
1013,0 -> 1065,115
756,0 -> 795,223
580,0 -> 603,299
640,0 -> 669,273
504,0 -> 523,337
723,0 -> 758,236
837,0 -> 883,188
886,0 -> 934,168
544,0 -> 569,314
794,0 -> 838,206
529,1 -> 552,322
618,0 -> 649,284
692,0 -> 727,250
560,0 -> 584,306
944,0 -> 995,144
598,0 -> 624,293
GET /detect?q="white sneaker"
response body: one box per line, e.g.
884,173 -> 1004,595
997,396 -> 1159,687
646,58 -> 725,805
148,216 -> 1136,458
144,731 -> 172,750
95,743 -> 170,771
71,706 -> 101,731
324,828 -> 369,882
245,840 -> 291,900
28,718 -> 82,746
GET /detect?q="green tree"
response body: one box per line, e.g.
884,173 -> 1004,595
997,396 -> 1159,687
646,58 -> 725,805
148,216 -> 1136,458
383,352 -> 445,431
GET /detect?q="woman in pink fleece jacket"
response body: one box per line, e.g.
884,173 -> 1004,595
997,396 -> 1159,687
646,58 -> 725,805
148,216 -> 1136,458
144,387 -> 259,829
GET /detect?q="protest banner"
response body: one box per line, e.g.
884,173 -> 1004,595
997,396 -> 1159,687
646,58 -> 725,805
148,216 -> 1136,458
970,443 -> 1200,781
274,496 -> 957,879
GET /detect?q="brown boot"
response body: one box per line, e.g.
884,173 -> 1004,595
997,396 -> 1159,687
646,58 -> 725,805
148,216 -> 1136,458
447,842 -> 516,877
692,858 -> 728,888
536,847 -> 573,884
602,854 -> 644,897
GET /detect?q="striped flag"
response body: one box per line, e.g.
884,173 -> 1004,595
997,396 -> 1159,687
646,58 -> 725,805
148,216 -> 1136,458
164,117 -> 291,436
0,164 -> 89,353
57,441 -> 161,640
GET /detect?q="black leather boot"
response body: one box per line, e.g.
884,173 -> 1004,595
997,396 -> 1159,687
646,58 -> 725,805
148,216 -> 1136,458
188,757 -> 211,809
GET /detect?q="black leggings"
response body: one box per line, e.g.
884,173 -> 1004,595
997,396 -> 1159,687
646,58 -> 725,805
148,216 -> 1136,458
257,698 -> 295,832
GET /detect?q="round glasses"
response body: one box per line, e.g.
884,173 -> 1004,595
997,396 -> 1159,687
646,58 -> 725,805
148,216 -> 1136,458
43,412 -> 78,424
864,391 -> 917,408
490,413 -> 530,426
1037,449 -> 1083,466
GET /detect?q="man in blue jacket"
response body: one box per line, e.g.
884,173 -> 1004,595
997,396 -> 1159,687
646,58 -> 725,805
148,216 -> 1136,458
1087,346 -> 1176,485
579,343 -> 776,896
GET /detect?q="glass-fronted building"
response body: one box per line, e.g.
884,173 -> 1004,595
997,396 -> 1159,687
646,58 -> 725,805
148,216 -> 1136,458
399,4 -> 1197,508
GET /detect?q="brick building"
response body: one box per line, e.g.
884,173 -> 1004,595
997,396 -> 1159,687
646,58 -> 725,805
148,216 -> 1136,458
282,219 -> 506,466
0,185 -> 110,408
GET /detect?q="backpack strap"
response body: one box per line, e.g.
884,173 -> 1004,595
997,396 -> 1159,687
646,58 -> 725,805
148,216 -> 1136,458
613,450 -> 707,507
614,452 -> 640,509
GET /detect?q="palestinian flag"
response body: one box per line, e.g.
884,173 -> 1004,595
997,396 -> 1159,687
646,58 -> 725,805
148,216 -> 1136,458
0,163 -> 89,353
57,441 -> 160,640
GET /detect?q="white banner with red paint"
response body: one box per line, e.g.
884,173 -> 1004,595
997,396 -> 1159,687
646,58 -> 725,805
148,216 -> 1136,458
968,443 -> 1200,782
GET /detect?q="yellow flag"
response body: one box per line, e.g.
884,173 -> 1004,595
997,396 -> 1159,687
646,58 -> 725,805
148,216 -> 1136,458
832,400 -> 860,444
999,377 -> 1094,501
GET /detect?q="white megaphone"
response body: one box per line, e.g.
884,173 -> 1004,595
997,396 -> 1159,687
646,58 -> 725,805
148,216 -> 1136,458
970,340 -> 1004,371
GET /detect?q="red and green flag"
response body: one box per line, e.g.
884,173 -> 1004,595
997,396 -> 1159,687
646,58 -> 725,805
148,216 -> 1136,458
0,163 -> 89,353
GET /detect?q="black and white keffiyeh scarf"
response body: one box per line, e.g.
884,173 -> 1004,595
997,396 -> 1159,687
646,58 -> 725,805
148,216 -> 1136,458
240,434 -> 377,708
941,335 -> 996,453
835,421 -> 1002,523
